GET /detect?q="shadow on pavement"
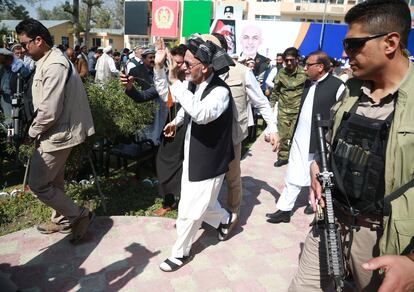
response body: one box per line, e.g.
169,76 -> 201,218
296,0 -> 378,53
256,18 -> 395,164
234,175 -> 280,234
84,242 -> 160,292
0,217 -> 159,291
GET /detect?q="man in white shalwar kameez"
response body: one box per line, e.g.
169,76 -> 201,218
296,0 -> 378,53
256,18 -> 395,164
94,46 -> 119,83
159,35 -> 236,272
267,51 -> 346,223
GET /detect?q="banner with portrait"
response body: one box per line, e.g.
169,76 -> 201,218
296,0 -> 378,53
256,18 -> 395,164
151,0 -> 179,37
234,20 -> 348,60
211,19 -> 236,55
232,20 -> 412,60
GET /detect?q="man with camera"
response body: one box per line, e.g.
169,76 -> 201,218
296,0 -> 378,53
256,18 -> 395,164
0,48 -> 30,126
15,19 -> 95,243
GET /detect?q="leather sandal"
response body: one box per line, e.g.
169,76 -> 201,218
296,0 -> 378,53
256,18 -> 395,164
159,254 -> 194,272
217,212 -> 237,241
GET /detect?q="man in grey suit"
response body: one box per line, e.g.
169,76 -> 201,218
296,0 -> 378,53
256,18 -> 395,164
16,19 -> 95,243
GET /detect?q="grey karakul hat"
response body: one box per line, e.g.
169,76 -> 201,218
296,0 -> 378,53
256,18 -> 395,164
141,47 -> 156,56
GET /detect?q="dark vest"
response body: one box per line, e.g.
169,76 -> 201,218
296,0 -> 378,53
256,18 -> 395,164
293,73 -> 344,154
332,108 -> 391,215
186,74 -> 234,182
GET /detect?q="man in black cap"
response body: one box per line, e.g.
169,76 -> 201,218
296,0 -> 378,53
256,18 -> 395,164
158,35 -> 235,272
129,47 -> 156,90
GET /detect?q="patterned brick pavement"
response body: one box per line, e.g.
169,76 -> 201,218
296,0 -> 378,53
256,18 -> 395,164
0,135 -> 313,291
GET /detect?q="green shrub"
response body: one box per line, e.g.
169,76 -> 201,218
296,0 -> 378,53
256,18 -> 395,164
84,78 -> 156,141
0,192 -> 51,236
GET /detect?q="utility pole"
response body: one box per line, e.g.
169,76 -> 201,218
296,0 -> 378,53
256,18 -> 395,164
319,0 -> 329,50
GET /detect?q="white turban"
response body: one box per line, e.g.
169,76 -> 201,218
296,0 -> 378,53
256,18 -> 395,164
103,46 -> 112,53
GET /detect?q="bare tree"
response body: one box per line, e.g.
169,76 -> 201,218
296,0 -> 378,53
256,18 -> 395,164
83,0 -> 103,48
73,0 -> 80,45
63,0 -> 81,46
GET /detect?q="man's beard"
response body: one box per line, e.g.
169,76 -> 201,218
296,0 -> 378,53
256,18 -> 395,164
185,69 -> 203,83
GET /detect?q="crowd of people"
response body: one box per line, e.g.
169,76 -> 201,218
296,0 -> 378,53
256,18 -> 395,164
1,0 -> 414,290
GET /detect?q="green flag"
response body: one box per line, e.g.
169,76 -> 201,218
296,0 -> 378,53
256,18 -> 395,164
182,0 -> 212,37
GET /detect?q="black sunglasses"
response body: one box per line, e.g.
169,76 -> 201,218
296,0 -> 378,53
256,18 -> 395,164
20,38 -> 35,50
342,32 -> 389,53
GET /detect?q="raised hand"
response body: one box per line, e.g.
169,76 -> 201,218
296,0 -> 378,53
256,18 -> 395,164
155,36 -> 166,51
154,37 -> 167,69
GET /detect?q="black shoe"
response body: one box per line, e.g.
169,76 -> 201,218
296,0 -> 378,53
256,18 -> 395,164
266,210 -> 291,223
274,159 -> 288,167
304,204 -> 315,215
266,210 -> 281,218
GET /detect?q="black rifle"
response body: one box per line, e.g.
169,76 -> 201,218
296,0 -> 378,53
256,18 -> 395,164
315,113 -> 345,291
6,71 -> 35,187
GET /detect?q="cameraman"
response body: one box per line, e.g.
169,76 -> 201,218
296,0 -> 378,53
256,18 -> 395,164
15,19 -> 95,243
0,48 -> 30,125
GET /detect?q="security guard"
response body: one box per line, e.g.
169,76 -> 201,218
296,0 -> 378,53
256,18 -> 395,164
289,0 -> 414,291
271,47 -> 306,167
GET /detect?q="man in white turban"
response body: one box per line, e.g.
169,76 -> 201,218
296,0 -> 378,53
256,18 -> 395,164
94,45 -> 119,83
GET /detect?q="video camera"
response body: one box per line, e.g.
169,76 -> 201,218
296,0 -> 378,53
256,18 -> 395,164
7,73 -> 27,147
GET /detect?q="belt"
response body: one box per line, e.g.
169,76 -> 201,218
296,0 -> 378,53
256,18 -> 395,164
335,206 -> 382,231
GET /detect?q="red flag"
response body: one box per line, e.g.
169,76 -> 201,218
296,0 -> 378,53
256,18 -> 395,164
151,0 -> 179,37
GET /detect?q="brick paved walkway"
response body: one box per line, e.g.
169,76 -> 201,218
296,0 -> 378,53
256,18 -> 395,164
0,134 -> 313,292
